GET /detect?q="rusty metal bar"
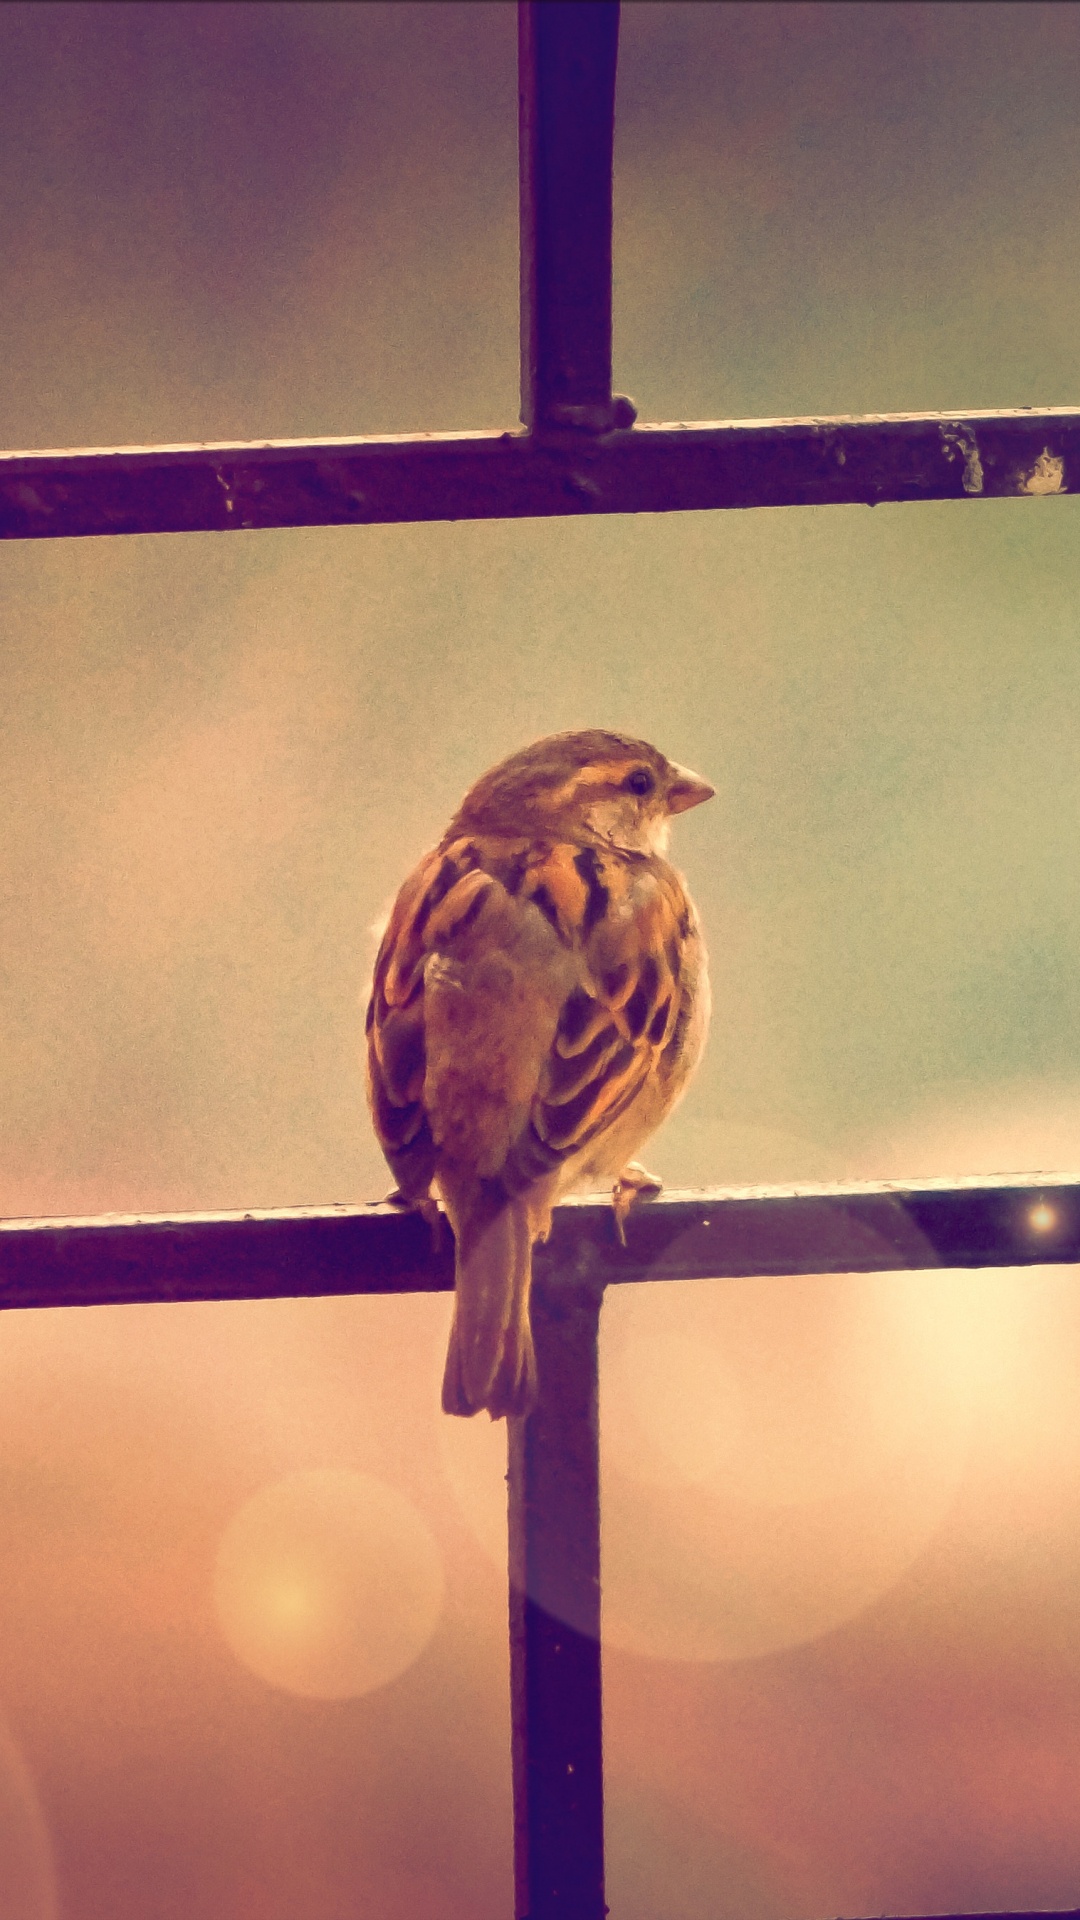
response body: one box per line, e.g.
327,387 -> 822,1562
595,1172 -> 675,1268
0,409 -> 1072,540
509,1266 -> 605,1920
2,1175 -> 1080,1310
518,0 -> 633,434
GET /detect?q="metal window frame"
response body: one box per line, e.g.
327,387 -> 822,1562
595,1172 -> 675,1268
1,6 -> 1075,1918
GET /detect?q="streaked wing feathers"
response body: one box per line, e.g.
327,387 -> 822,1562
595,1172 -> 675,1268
367,833 -> 694,1198
366,842 -> 484,1197
527,848 -> 687,1161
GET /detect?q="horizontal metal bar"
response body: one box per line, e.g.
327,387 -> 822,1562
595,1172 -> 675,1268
566,1172 -> 1080,1286
0,1203 -> 455,1308
1,1175 -> 1078,1310
0,408 -> 1074,539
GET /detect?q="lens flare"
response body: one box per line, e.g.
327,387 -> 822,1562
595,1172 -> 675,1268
601,1264 -> 972,1503
439,1251 -> 978,1663
214,1469 -> 444,1700
597,1258 -> 975,1662
853,1086 -> 1080,1532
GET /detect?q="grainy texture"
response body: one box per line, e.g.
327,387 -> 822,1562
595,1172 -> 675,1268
0,409 -> 1073,540
365,730 -> 712,1419
4,3 -> 1077,1912
2,1175 -> 1079,1309
508,1268 -> 605,1920
519,0 -> 631,433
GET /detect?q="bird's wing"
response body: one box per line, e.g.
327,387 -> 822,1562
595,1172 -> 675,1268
365,850 -> 441,1202
367,834 -> 693,1198
366,834 -> 558,1197
501,840 -> 692,1191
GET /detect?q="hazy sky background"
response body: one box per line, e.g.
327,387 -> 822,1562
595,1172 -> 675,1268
3,3 -> 1080,1917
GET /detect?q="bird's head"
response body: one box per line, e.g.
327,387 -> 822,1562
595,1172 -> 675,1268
451,730 -> 715,856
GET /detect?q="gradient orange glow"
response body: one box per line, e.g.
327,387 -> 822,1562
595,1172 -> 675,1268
213,1469 -> 445,1699
3,2 -> 1080,1915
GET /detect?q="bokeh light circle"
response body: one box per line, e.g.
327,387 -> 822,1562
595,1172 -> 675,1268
852,1083 -> 1080,1545
598,1248 -> 977,1662
214,1469 -> 444,1700
441,1224 -> 979,1664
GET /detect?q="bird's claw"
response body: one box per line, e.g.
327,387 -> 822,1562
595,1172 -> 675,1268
611,1162 -> 664,1247
384,1187 -> 444,1252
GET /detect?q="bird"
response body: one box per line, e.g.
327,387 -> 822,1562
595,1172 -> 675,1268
365,730 -> 714,1420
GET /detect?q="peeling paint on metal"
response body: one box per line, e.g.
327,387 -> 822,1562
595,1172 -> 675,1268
213,468 -> 236,516
1017,448 -> 1066,495
939,423 -> 984,495
7,410 -> 1080,538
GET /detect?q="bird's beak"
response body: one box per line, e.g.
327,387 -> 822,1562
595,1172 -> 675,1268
667,764 -> 716,813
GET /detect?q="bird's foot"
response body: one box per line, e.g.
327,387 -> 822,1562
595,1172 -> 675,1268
383,1187 -> 444,1251
611,1162 -> 664,1247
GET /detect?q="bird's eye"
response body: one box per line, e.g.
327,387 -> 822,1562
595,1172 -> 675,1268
623,768 -> 655,796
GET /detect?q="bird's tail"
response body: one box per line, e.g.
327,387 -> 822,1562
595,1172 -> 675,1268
441,1190 -> 537,1420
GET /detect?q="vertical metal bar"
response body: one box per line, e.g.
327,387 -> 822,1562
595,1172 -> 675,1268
518,0 -> 635,434
508,1261 -> 607,1920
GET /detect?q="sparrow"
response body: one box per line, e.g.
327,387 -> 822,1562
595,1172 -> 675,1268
365,731 -> 713,1420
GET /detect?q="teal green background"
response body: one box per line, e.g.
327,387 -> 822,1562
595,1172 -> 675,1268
3,7 -> 1080,1918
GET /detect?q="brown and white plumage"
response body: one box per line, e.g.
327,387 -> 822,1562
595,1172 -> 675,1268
365,730 -> 713,1419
